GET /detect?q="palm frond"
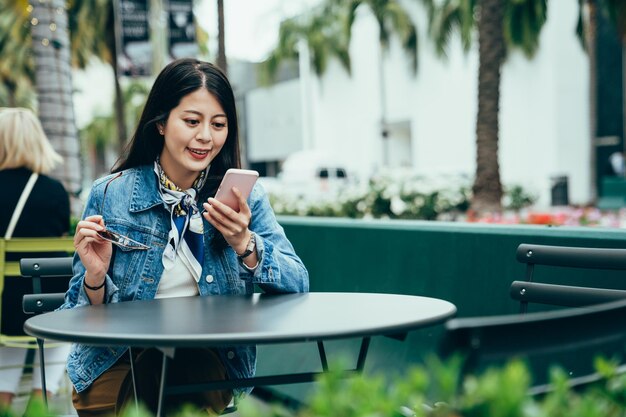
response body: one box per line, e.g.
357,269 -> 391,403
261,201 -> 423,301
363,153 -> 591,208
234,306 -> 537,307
602,0 -> 626,41
326,36 -> 352,75
430,0 -> 468,58
503,0 -> 547,58
0,0 -> 34,103
385,2 -> 418,71
261,2 -> 351,81
575,0 -> 586,50
344,0 -> 361,43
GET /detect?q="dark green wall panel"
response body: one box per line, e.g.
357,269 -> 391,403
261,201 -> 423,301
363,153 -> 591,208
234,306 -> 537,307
279,217 -> 626,316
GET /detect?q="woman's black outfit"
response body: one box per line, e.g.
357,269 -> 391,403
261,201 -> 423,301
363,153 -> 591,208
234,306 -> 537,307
0,167 -> 70,335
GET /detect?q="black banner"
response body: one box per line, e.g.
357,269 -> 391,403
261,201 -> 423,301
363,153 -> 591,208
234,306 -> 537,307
167,0 -> 198,61
115,0 -> 152,77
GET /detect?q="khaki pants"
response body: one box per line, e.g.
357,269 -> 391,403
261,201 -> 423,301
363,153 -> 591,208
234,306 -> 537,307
72,348 -> 232,417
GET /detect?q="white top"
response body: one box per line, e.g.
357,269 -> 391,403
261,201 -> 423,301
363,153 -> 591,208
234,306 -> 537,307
155,247 -> 199,299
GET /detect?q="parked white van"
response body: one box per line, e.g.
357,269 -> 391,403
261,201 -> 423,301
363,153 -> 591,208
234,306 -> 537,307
259,150 -> 353,200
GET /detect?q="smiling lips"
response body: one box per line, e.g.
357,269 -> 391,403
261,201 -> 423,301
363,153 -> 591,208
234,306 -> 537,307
188,147 -> 211,160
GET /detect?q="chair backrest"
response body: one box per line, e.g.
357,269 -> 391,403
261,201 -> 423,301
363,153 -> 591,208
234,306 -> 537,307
21,257 -> 73,315
513,244 -> 626,312
439,298 -> 626,395
510,281 -> 626,308
0,237 -> 74,279
0,237 -> 73,347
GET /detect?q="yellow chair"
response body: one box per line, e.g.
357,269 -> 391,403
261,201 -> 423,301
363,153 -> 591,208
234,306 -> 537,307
0,237 -> 74,347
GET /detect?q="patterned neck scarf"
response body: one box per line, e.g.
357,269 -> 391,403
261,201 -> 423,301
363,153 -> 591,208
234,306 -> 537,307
154,159 -> 209,282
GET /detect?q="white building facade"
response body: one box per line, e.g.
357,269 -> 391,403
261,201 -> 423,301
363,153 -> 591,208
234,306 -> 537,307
245,0 -> 590,207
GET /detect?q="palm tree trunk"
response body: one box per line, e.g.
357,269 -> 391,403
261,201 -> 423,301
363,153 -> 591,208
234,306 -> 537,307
217,0 -> 227,74
585,0 -> 598,201
112,51 -> 128,155
109,3 -> 127,156
31,0 -> 82,215
471,0 -> 505,213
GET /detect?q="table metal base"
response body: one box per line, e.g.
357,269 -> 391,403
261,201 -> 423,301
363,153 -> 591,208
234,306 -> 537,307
145,337 -> 373,417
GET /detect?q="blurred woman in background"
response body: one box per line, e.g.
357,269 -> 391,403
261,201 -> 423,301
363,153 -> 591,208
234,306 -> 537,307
0,107 -> 70,410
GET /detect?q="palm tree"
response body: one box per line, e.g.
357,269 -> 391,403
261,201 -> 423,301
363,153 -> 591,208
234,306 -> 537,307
343,0 -> 419,72
430,0 -> 547,213
30,0 -> 82,207
1,0 -> 119,149
259,3 -> 352,154
4,0 -> 205,155
603,0 -> 626,40
69,0 -> 131,153
68,0 -> 209,151
261,3 -> 352,83
472,0 -> 506,214
0,1 -> 33,107
81,80 -> 150,178
1,0 -> 110,195
217,0 -> 226,73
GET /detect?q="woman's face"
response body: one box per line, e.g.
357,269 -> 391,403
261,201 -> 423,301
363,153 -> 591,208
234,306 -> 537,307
158,88 -> 228,189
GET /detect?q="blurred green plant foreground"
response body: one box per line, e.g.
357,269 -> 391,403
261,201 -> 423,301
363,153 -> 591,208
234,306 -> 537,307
6,357 -> 626,417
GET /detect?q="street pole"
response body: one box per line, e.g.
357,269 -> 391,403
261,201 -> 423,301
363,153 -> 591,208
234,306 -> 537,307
378,42 -> 388,167
151,0 -> 167,72
298,39 -> 314,151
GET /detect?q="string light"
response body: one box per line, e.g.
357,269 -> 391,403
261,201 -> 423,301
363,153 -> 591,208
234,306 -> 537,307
28,0 -> 63,48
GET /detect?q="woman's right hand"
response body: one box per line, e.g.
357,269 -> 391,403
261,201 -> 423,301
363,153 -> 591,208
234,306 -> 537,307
74,215 -> 112,283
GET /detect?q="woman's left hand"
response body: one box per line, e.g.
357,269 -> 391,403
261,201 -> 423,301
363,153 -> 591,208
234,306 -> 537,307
202,187 -> 252,254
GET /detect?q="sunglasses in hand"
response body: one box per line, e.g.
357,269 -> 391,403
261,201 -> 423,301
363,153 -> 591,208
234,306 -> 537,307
96,172 -> 150,251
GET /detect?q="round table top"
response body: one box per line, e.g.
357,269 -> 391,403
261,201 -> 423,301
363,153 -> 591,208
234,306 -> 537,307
24,292 -> 457,347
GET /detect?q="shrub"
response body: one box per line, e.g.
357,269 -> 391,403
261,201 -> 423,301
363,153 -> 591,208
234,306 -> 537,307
11,358 -> 626,417
268,172 -> 534,221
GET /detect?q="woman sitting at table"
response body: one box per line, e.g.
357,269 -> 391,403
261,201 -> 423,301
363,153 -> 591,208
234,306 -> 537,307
63,58 -> 309,416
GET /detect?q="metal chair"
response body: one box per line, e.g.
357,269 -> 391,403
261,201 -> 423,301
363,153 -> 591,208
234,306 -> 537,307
0,237 -> 74,347
512,244 -> 626,312
440,244 -> 626,395
20,257 -> 73,408
439,298 -> 626,395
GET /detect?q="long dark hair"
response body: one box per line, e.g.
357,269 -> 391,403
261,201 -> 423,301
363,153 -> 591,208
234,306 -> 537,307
113,58 -> 240,198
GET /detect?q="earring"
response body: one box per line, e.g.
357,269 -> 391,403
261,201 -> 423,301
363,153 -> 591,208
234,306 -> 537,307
158,129 -> 164,135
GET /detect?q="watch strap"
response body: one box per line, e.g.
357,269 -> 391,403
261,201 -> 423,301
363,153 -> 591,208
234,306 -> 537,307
237,232 -> 256,259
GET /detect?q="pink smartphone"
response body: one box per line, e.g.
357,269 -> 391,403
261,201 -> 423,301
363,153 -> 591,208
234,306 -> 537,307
214,169 -> 259,211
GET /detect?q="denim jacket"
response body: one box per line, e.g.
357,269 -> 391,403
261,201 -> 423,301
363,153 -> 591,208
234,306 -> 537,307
60,165 -> 309,394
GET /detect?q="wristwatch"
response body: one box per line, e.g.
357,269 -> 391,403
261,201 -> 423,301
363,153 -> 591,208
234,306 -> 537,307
237,232 -> 256,260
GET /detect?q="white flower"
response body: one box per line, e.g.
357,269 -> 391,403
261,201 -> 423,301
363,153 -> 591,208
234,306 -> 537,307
390,196 -> 407,215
